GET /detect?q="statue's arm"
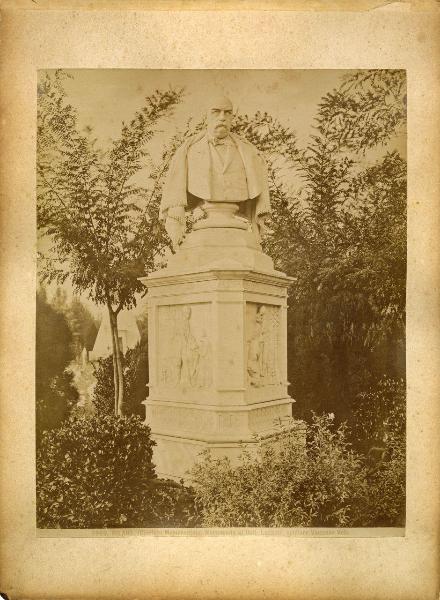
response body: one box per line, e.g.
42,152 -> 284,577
255,151 -> 271,240
164,205 -> 186,251
160,141 -> 190,250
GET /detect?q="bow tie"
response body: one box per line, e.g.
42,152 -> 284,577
210,137 -> 231,147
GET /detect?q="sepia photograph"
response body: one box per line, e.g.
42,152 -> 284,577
36,68 -> 407,531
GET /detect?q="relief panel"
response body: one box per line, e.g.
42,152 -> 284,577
157,303 -> 212,389
246,303 -> 283,388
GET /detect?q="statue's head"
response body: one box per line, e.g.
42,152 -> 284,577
206,94 -> 233,140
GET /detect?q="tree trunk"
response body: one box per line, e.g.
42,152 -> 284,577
111,342 -> 119,415
114,315 -> 125,416
107,305 -> 119,415
107,305 -> 125,416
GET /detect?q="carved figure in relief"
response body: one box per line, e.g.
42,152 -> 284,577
196,329 -> 212,388
160,306 -> 182,386
247,305 -> 267,387
247,305 -> 281,387
159,305 -> 212,389
178,306 -> 200,387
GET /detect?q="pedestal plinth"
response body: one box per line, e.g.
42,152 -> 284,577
140,226 -> 297,480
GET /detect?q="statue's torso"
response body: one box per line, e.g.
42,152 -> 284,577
187,136 -> 249,202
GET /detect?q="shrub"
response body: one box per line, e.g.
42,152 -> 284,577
345,378 -> 406,526
148,479 -> 201,528
37,414 -> 157,528
36,289 -> 79,445
349,378 -> 405,453
92,343 -> 148,418
191,415 -> 368,528
360,399 -> 406,526
304,415 -> 368,526
37,413 -> 200,528
36,371 -> 79,446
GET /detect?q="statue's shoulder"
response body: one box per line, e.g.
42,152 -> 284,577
231,133 -> 262,156
177,132 -> 206,152
169,133 -> 205,167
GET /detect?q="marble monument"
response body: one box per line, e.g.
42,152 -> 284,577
141,95 -> 304,480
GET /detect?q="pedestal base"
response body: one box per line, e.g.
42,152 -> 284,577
154,226 -> 277,275
151,419 -> 307,482
141,225 -> 297,482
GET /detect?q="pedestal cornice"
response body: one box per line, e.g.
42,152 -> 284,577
141,267 -> 295,289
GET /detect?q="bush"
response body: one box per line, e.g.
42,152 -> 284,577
37,413 -> 200,528
361,399 -> 406,526
148,479 -> 201,528
304,415 -> 368,526
37,414 -> 157,528
191,406 -> 406,528
191,415 -> 368,528
345,378 -> 406,526
349,378 -> 405,453
92,344 -> 148,418
36,289 -> 79,445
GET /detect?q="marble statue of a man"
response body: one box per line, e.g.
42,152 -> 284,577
160,95 -> 271,249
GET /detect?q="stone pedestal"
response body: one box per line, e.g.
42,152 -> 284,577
141,224 -> 297,481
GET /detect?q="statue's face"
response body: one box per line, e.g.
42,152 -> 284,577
206,97 -> 233,139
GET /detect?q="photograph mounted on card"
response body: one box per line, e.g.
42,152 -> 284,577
36,68 -> 406,533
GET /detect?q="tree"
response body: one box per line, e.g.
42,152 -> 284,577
257,70 -> 407,423
37,71 -> 183,415
66,296 -> 99,356
316,69 -> 406,153
93,343 -> 148,419
36,288 -> 79,445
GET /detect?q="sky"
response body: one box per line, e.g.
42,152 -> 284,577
38,69 -> 406,318
59,69 -> 350,148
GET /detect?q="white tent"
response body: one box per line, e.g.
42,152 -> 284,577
89,309 -> 141,361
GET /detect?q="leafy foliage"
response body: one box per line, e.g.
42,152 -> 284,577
317,70 -> 406,152
191,415 -> 368,527
350,378 -> 405,453
37,70 -> 182,307
232,111 -> 299,165
66,296 -> 99,353
191,412 -> 405,528
148,479 -> 200,527
37,70 -> 183,413
50,289 -> 99,356
362,396 -> 406,526
258,71 -> 407,423
92,343 -> 148,419
37,414 -> 155,528
36,414 -> 198,528
36,288 -> 79,445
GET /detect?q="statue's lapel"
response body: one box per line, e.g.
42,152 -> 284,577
186,135 -> 211,200
221,144 -> 233,173
232,134 -> 261,199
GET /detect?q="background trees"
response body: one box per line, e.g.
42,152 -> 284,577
36,70 -> 406,528
92,343 -> 148,419
36,288 -> 79,445
37,71 -> 182,415
191,412 -> 404,528
258,70 -> 407,427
